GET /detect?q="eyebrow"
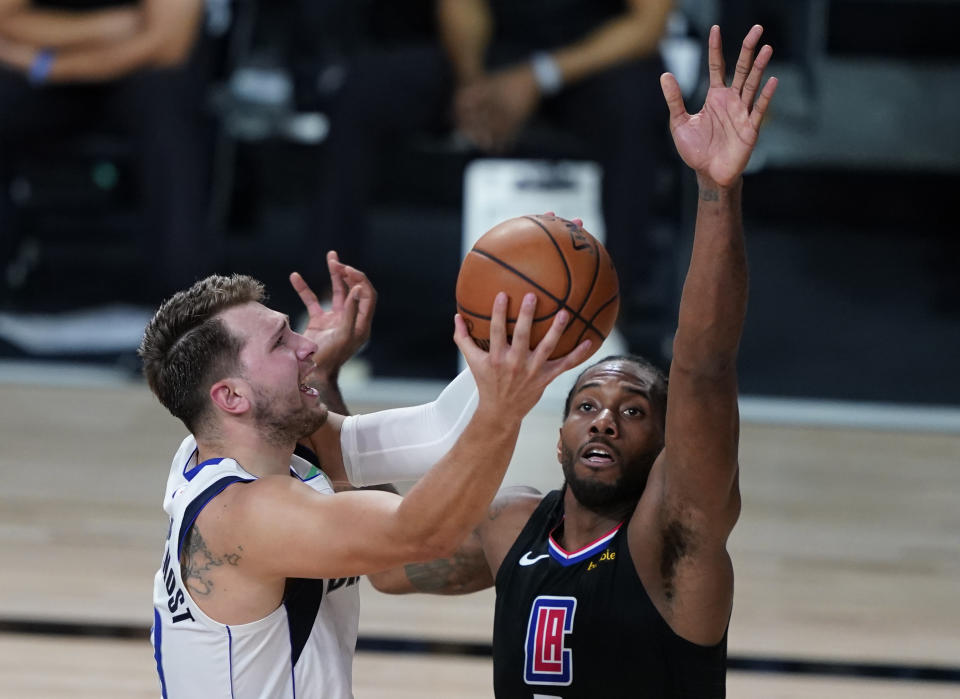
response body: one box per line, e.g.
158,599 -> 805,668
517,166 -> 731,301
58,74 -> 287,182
268,315 -> 290,347
575,381 -> 650,398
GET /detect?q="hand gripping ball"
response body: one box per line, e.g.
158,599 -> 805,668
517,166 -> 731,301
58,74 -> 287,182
455,214 -> 620,359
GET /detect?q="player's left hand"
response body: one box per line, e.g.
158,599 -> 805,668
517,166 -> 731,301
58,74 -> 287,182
661,24 -> 778,188
290,251 -> 376,378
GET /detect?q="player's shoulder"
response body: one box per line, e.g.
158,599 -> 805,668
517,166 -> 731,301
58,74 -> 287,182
227,472 -> 315,505
481,486 -> 544,537
192,474 -> 317,552
478,487 -> 546,576
491,486 -> 543,514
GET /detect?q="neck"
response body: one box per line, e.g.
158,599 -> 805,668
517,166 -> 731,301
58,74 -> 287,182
559,488 -> 634,551
196,428 -> 294,478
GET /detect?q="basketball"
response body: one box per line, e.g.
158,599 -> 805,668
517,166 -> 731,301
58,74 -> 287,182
455,214 -> 620,359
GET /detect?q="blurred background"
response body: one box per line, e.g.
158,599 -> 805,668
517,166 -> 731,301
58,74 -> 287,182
0,0 -> 957,400
1,0 -> 959,697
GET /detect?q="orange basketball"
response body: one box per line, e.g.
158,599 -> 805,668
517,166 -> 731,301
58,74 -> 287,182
455,214 -> 620,359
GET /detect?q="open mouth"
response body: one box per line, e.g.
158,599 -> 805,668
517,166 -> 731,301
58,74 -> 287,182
581,443 -> 616,466
299,383 -> 319,397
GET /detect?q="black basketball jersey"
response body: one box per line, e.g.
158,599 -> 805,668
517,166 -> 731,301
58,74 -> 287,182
492,490 -> 727,698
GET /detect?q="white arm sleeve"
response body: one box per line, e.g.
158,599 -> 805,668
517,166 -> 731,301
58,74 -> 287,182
339,368 -> 479,486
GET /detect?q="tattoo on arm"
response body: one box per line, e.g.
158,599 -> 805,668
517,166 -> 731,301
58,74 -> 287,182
402,544 -> 491,594
179,526 -> 243,597
700,188 -> 720,202
398,489 -> 534,594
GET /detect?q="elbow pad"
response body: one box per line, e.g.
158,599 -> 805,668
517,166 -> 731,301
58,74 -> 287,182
339,368 -> 478,486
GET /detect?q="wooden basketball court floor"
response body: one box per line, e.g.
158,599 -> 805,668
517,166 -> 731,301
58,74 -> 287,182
1,360 -> 959,698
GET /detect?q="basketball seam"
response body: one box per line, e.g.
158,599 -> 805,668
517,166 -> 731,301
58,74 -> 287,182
522,215 -> 574,302
575,237 -> 601,316
573,294 -> 620,346
525,215 -> 610,343
459,258 -> 614,342
464,249 -> 566,322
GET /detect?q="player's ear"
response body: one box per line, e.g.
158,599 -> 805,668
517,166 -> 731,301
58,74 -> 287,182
210,378 -> 250,416
556,430 -> 563,463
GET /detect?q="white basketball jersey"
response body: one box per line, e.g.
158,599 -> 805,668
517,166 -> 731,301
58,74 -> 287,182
151,436 -> 360,698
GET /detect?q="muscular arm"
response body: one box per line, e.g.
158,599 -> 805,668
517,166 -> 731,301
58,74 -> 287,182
226,294 -> 590,582
550,0 -> 672,88
631,25 -> 777,645
0,0 -> 27,19
0,6 -> 140,48
446,0 -> 671,152
231,408 -> 529,581
436,0 -> 491,84
368,486 -> 541,595
0,0 -> 202,82
368,526 -> 493,595
662,176 -> 746,518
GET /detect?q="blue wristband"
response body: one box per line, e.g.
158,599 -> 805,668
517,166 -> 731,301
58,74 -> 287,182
28,49 -> 55,86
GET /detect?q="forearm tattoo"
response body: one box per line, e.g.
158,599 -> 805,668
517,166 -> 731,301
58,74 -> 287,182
179,526 -> 243,597
403,546 -> 490,594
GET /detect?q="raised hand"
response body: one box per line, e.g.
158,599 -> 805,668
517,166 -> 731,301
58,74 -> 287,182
290,251 -> 377,378
454,292 -> 592,422
660,25 -> 778,187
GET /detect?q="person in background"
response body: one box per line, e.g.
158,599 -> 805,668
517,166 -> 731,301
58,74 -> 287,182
436,0 -> 674,359
0,0 -> 214,299
300,0 -> 673,365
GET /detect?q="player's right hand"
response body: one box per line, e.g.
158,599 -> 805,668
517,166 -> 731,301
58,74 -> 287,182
454,291 -> 591,423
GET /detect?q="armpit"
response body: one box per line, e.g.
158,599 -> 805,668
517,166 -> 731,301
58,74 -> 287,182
660,518 -> 696,602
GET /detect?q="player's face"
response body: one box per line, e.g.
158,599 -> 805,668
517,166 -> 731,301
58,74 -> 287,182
224,302 -> 328,445
557,361 -> 665,512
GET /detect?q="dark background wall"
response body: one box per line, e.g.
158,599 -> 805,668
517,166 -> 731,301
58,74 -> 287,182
1,0 -> 957,406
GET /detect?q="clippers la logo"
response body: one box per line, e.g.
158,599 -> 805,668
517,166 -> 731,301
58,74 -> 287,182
524,596 -> 577,686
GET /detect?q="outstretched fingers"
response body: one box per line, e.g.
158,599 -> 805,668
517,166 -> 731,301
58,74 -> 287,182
488,292 -> 509,356
660,72 -> 687,125
452,312 -> 477,360
535,311 -> 594,375
553,339 -> 593,375
741,43 -> 773,110
340,283 -> 362,329
531,308 -> 569,363
508,293 -> 537,360
707,24 -> 726,88
326,251 -> 348,313
290,271 -> 325,320
731,24 -> 764,93
338,263 -> 376,331
750,76 -> 779,130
